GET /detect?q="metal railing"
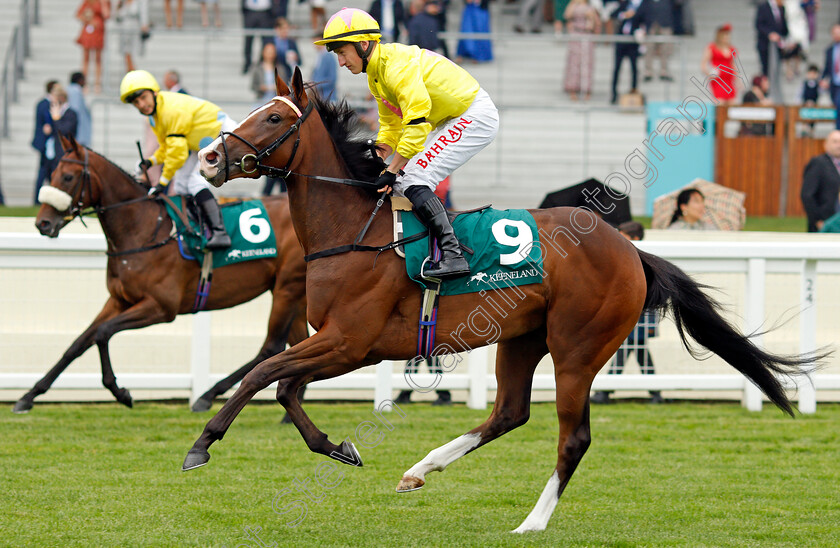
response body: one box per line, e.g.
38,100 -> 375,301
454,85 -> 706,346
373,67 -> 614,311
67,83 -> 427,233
0,0 -> 35,139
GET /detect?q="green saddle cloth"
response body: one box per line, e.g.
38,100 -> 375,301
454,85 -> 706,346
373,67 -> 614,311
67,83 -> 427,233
165,197 -> 278,267
402,207 -> 544,296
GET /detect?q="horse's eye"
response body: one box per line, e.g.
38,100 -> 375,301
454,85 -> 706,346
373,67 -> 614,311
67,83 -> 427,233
268,113 -> 281,123
63,173 -> 74,182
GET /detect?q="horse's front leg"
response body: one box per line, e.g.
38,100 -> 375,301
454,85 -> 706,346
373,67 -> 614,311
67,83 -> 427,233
13,298 -> 123,413
183,327 -> 362,471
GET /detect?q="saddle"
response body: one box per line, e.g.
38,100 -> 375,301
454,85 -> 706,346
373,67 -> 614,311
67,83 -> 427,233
390,195 -> 486,259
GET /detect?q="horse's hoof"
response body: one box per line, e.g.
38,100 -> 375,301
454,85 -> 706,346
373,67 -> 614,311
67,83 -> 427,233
280,412 -> 293,424
117,388 -> 133,408
182,449 -> 211,471
191,398 -> 213,413
329,440 -> 363,467
12,399 -> 32,414
396,476 -> 425,492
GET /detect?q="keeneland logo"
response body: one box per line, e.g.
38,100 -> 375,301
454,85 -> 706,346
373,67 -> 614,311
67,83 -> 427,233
227,249 -> 242,259
468,272 -> 489,286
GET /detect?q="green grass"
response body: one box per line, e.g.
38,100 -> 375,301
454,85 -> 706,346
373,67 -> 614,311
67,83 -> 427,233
0,205 -> 41,217
1,401 -> 838,547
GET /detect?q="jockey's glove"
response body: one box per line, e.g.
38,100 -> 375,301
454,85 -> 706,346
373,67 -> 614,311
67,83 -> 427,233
134,158 -> 154,178
375,169 -> 402,190
148,183 -> 167,197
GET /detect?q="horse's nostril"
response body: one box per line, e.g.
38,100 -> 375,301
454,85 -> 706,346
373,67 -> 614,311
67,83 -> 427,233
205,151 -> 219,165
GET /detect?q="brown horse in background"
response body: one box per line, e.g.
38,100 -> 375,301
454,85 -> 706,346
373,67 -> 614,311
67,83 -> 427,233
187,70 -> 820,533
13,135 -> 308,414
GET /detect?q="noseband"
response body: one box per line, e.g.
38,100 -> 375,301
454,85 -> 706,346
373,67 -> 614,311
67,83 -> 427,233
219,96 -> 314,181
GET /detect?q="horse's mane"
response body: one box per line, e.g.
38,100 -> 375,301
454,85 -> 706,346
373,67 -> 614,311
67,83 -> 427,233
308,90 -> 385,183
86,146 -> 137,183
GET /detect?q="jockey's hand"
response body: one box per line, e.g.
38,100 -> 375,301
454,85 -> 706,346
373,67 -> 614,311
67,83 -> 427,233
147,183 -> 166,197
375,169 -> 397,194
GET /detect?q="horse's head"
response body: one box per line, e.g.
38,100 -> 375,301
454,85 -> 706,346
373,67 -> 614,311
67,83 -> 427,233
199,67 -> 312,187
36,134 -> 98,237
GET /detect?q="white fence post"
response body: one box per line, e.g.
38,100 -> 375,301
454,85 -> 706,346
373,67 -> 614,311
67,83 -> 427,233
798,259 -> 818,414
190,312 -> 212,406
743,258 -> 765,412
374,361 -> 393,410
468,347 -> 489,410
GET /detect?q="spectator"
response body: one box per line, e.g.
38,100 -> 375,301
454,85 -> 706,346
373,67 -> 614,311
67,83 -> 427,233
251,42 -> 283,105
163,70 -> 189,94
44,86 -> 79,179
782,0 -> 808,81
369,0 -> 407,43
75,0 -> 111,93
801,130 -> 840,232
515,0 -> 547,34
434,0 -> 451,58
197,0 -> 222,28
642,0 -> 674,82
820,23 -> 840,130
306,0 -> 327,33
114,0 -> 149,73
311,44 -> 339,102
668,188 -> 715,230
407,0 -> 444,53
700,23 -> 739,105
801,64 -> 820,106
552,0 -> 571,34
456,0 -> 493,63
164,0 -> 183,28
755,0 -> 788,79
801,0 -> 818,44
395,357 -> 452,405
31,80 -> 60,205
563,0 -> 600,102
242,0 -> 279,75
592,221 -> 662,405
273,18 -> 301,81
66,72 -> 92,147
741,74 -> 773,135
610,0 -> 646,105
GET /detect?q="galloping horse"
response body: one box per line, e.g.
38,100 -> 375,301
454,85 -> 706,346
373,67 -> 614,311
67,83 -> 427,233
14,135 -> 308,414
186,70 -> 818,533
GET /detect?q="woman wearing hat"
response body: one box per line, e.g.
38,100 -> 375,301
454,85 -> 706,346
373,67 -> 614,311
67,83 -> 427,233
315,8 -> 499,279
701,23 -> 739,105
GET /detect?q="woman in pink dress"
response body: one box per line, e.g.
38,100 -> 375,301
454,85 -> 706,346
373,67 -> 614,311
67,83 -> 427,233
562,0 -> 601,101
76,0 -> 111,93
700,23 -> 738,105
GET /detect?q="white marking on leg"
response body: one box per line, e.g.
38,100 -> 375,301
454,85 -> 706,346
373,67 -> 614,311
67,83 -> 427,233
512,470 -> 560,534
403,432 -> 481,481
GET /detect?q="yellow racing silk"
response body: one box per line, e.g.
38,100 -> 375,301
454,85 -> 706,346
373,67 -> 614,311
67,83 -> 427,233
147,91 -> 225,184
366,43 -> 480,159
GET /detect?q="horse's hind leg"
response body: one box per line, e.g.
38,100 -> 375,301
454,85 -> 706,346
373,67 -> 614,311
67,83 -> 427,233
13,298 -> 123,413
512,327 -> 628,533
396,329 -> 547,492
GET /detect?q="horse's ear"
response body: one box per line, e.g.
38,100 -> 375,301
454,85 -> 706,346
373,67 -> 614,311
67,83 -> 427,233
57,131 -> 78,155
290,66 -> 308,106
275,67 -> 291,97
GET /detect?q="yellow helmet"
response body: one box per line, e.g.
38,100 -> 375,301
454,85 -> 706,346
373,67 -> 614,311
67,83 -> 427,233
120,70 -> 160,103
314,8 -> 381,50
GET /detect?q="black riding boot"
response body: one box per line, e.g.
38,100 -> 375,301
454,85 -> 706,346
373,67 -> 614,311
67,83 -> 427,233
195,189 -> 232,249
405,186 -> 470,279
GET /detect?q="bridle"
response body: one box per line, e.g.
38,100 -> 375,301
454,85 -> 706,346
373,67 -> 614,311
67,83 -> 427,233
219,96 -> 314,181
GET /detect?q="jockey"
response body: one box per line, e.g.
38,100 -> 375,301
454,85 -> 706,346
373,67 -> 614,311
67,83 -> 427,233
119,69 -> 235,249
315,8 -> 500,279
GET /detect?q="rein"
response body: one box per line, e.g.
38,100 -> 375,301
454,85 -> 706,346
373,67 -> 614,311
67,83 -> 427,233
58,151 -> 176,256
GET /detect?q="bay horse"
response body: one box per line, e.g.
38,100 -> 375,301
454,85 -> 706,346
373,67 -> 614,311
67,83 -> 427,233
187,70 -> 819,533
13,134 -> 309,415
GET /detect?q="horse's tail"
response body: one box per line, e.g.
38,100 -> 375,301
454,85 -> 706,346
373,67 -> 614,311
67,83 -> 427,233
636,248 -> 827,417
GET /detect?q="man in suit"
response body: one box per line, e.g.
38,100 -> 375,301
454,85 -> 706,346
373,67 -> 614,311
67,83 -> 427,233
820,24 -> 840,130
755,0 -> 787,78
163,70 -> 189,95
369,0 -> 406,43
611,0 -> 647,105
801,130 -> 840,232
31,80 -> 59,205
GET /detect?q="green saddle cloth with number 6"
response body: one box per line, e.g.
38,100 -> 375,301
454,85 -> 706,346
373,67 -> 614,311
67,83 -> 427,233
401,208 -> 544,296
165,197 -> 278,268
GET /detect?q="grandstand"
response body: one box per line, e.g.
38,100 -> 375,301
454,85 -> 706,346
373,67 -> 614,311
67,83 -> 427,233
1,0 -> 838,210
